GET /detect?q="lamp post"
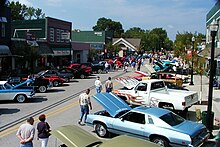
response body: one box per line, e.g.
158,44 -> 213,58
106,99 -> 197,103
207,19 -> 218,134
189,36 -> 195,85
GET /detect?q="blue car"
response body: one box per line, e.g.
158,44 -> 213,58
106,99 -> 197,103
0,80 -> 35,103
86,92 -> 209,147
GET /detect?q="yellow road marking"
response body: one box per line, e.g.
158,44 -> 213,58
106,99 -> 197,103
0,73 -> 134,138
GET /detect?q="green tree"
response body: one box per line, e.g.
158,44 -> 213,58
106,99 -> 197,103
35,8 -> 45,19
93,17 -> 124,37
9,1 -> 27,20
26,7 -> 35,20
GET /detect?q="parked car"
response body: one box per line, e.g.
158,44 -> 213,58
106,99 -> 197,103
22,75 -> 53,93
51,124 -> 158,147
86,92 -> 210,147
40,69 -> 74,82
37,70 -> 66,87
80,62 -> 106,74
0,80 -> 35,103
58,67 -> 89,79
68,63 -> 92,78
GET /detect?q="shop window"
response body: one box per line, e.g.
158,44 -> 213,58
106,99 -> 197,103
57,29 -> 60,42
50,28 -> 54,42
1,23 -> 5,37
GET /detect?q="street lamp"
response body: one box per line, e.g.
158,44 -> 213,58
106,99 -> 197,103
207,19 -> 218,134
189,36 -> 195,85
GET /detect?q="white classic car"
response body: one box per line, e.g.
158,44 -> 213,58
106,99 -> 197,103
0,80 -> 35,103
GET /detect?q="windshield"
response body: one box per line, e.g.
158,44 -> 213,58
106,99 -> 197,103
160,112 -> 185,126
4,83 -> 13,89
116,110 -> 130,118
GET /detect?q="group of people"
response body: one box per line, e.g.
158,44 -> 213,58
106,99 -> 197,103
78,76 -> 113,126
16,114 -> 51,147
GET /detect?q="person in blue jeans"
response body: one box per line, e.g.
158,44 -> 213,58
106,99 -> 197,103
78,89 -> 92,125
94,76 -> 102,93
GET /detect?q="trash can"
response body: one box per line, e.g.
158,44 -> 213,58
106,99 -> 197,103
202,111 -> 214,130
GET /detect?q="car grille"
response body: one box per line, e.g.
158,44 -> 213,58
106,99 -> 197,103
191,128 -> 209,146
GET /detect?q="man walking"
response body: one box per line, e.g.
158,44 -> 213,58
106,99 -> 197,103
78,89 -> 92,125
16,117 -> 35,147
94,76 -> 102,93
105,77 -> 113,92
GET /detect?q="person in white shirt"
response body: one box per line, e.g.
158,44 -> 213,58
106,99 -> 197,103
94,76 -> 102,93
78,89 -> 92,125
16,117 -> 35,147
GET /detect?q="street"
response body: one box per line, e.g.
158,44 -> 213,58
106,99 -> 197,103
0,64 -> 219,147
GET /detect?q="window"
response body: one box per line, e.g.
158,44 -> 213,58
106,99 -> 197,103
49,28 -> 54,42
136,83 -> 147,91
151,81 -> 165,90
122,112 -> 145,124
1,23 -> 5,37
147,115 -> 154,124
60,30 -> 64,42
160,112 -> 184,126
56,29 -> 60,42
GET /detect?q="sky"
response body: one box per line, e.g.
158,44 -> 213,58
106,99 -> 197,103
10,0 -> 217,41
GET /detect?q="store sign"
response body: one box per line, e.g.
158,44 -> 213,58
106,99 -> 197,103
53,50 -> 70,55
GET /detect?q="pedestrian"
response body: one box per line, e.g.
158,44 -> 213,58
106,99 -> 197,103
78,89 -> 92,125
104,62 -> 109,73
16,117 -> 35,147
105,77 -> 113,92
37,114 -> 51,147
94,76 -> 102,93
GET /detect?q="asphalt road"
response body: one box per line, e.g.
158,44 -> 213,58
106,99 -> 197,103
0,64 -> 219,147
0,68 -> 132,147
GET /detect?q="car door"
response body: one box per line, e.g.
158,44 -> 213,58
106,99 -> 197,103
112,111 -> 145,138
132,83 -> 150,105
0,84 -> 14,101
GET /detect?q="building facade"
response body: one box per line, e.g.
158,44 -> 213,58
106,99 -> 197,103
71,31 -> 113,63
11,17 -> 72,72
206,2 -> 220,58
0,1 -> 12,77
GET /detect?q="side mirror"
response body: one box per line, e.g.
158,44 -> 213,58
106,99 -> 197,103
135,90 -> 137,93
120,117 -> 124,121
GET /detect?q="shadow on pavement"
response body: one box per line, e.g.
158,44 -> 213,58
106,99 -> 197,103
0,108 -> 20,115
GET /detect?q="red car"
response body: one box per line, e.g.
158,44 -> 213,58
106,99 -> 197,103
68,63 -> 92,77
37,70 -> 66,87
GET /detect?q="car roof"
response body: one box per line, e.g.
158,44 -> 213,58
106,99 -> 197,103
92,92 -> 131,117
52,125 -> 159,147
0,81 -> 7,85
133,106 -> 170,118
51,125 -> 102,147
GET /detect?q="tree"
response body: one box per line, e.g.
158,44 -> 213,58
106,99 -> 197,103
35,8 -> 45,19
93,17 -> 124,37
9,1 -> 45,20
26,7 -> 35,20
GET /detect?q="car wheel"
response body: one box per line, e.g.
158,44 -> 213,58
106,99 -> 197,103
98,69 -> 103,74
64,78 -> 69,82
152,137 -> 169,147
80,74 -> 85,79
38,86 -> 47,93
53,81 -> 59,87
95,123 -> 108,138
15,94 -> 26,103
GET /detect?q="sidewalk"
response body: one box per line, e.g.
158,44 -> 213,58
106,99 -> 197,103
185,74 -> 220,135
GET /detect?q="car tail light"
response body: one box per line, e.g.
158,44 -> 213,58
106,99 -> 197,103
182,102 -> 185,106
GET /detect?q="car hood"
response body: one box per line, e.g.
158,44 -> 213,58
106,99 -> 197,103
92,92 -> 131,117
173,120 -> 206,136
115,77 -> 139,89
51,125 -> 102,147
13,79 -> 33,89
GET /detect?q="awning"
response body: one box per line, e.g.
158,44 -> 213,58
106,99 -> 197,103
0,45 -> 11,55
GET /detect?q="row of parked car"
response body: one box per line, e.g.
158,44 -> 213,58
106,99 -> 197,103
0,61 -> 114,103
